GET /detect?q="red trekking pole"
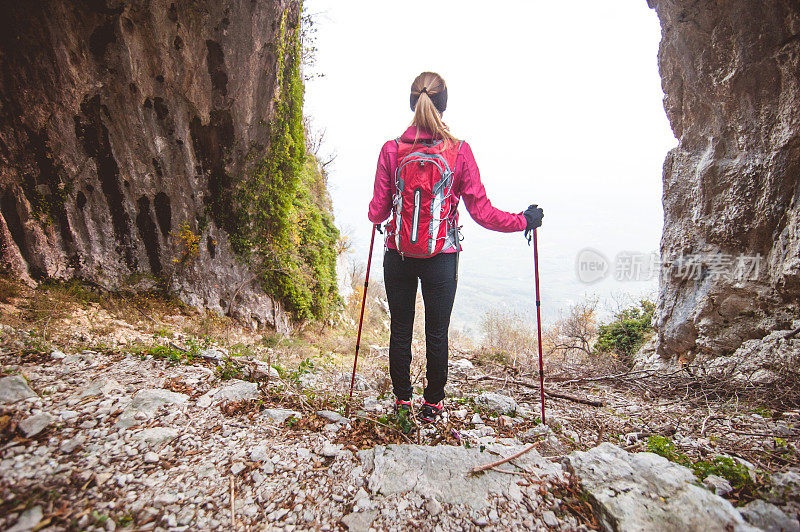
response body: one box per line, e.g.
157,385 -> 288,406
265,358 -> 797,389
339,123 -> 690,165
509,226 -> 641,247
346,224 -> 379,416
532,227 -> 546,425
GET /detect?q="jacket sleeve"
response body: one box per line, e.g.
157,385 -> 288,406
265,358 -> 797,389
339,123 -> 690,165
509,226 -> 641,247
456,142 -> 527,232
368,141 -> 395,224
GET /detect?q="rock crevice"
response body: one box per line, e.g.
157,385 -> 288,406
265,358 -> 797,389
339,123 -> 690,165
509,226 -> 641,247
0,0 -> 298,332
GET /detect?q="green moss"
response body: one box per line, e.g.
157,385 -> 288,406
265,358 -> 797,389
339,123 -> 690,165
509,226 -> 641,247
226,5 -> 339,321
646,436 -> 759,500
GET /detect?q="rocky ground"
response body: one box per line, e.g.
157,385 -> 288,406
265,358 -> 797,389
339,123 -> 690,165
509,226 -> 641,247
1,286 -> 799,531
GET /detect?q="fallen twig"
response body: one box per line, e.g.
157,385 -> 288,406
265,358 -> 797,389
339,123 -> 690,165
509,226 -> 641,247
476,374 -> 604,406
552,369 -> 657,385
230,475 -> 236,530
471,442 -> 540,474
545,390 -> 604,407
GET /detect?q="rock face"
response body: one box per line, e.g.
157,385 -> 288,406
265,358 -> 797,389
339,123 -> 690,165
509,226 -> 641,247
359,443 -> 563,510
649,0 -> 800,361
567,443 -> 756,531
0,0 -> 300,332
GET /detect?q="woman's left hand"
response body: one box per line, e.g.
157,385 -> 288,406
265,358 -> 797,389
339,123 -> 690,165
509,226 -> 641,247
523,204 -> 544,241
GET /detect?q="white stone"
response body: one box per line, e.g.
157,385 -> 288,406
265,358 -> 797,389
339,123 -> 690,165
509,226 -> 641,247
703,474 -> 733,496
249,445 -> 270,462
143,451 -> 160,464
116,389 -> 188,428
0,375 -> 37,404
7,505 -> 43,532
363,396 -> 384,413
541,510 -> 559,527
18,412 -> 55,438
133,427 -> 179,447
424,498 -> 443,516
320,442 -> 342,457
81,377 -> 123,398
262,408 -> 302,424
317,410 -> 348,424
449,358 -> 475,373
215,380 -> 259,402
738,499 -> 799,532
567,443 -> 757,531
476,392 -> 518,415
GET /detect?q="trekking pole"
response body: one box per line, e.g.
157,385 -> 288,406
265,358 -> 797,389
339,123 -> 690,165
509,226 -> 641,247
532,227 -> 546,425
346,224 -> 378,416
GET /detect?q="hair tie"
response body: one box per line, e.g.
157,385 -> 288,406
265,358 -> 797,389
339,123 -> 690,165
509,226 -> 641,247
419,87 -> 428,95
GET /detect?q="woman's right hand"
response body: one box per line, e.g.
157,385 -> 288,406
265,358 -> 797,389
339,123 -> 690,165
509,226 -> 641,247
523,204 -> 544,240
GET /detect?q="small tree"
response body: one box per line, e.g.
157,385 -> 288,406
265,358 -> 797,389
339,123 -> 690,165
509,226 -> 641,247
545,299 -> 598,361
595,299 -> 655,366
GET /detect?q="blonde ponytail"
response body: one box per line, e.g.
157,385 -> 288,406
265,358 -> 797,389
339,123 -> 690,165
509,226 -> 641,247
410,72 -> 457,146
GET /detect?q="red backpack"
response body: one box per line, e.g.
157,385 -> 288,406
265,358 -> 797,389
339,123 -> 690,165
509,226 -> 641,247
386,138 -> 462,258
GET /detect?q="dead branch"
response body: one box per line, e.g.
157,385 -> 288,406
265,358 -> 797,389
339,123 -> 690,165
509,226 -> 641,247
544,390 -> 604,407
230,475 -> 236,530
476,374 -> 604,407
471,442 -> 541,474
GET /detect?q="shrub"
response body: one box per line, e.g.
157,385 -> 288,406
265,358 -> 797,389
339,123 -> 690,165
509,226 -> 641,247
479,308 -> 536,368
595,299 -> 655,365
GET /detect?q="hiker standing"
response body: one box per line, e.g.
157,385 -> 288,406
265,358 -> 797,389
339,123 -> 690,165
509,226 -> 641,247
368,71 -> 544,423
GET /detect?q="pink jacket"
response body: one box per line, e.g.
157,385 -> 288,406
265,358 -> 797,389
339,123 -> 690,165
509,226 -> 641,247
368,126 -> 527,252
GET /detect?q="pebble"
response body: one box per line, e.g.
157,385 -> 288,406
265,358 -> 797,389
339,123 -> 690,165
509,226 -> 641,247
541,510 -> 559,527
143,451 -> 160,464
425,498 -> 443,516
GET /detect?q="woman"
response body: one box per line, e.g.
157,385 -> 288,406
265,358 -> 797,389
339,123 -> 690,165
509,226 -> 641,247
368,71 -> 543,424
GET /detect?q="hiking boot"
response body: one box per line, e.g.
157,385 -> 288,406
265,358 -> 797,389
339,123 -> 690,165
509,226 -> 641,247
394,399 -> 412,414
418,401 -> 443,424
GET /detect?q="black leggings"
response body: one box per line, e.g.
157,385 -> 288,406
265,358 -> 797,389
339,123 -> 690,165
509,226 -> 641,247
383,249 -> 457,404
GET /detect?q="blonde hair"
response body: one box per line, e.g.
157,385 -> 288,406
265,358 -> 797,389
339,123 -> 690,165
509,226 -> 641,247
410,72 -> 457,146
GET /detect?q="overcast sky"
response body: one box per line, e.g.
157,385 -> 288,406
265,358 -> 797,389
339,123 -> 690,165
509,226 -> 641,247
303,1 -> 678,332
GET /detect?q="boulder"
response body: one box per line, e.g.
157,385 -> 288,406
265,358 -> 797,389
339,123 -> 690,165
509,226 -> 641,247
449,358 -> 475,374
359,443 -> 562,510
215,380 -> 259,402
566,443 -> 757,531
738,499 -> 799,532
648,0 -> 800,361
476,392 -> 518,415
0,375 -> 37,404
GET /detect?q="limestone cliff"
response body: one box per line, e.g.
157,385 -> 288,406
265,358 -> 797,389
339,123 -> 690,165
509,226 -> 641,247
649,0 -> 800,360
0,0 -> 318,332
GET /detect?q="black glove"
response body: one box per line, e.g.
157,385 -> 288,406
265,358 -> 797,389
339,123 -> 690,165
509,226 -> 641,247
523,204 -> 544,243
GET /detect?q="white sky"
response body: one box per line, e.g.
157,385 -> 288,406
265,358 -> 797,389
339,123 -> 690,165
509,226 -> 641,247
303,1 -> 678,333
